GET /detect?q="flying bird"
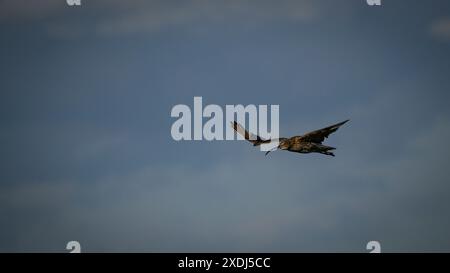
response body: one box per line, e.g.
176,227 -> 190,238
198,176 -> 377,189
231,120 -> 349,156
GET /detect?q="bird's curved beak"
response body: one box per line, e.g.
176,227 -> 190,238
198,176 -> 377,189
265,146 -> 278,156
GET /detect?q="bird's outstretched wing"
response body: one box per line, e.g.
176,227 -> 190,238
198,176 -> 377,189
231,121 -> 268,146
297,120 -> 349,144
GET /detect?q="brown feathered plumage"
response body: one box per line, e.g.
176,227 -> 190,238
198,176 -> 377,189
231,120 -> 349,156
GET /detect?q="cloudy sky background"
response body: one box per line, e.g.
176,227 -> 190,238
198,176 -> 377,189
1,0 -> 450,252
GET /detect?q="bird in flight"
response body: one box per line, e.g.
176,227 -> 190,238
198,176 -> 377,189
231,120 -> 349,156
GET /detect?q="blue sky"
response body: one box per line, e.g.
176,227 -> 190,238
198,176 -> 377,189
1,0 -> 450,252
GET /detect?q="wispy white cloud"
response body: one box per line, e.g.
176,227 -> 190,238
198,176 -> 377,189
0,0 -> 320,37
430,17 -> 450,41
96,0 -> 319,36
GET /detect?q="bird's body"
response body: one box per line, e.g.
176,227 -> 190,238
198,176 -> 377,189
283,139 -> 336,156
231,120 -> 349,156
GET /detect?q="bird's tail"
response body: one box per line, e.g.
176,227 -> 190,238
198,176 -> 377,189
317,144 -> 336,157
231,121 -> 270,146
